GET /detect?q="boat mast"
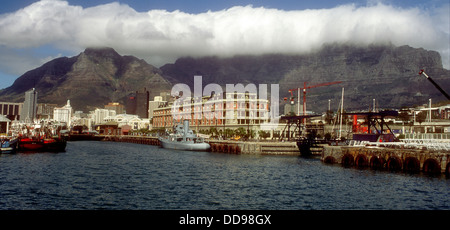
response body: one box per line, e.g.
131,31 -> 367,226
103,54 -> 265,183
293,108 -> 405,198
339,87 -> 344,140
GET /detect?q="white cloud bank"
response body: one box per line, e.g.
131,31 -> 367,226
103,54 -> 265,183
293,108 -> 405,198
0,0 -> 449,70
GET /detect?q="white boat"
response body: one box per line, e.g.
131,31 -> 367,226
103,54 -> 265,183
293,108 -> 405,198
159,120 -> 210,151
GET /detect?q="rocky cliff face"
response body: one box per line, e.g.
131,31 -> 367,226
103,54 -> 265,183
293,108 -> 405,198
1,45 -> 448,113
0,47 -> 172,111
161,44 -> 450,112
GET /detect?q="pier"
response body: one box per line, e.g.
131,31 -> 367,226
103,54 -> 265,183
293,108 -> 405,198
102,135 -> 161,146
322,143 -> 450,176
100,135 -> 302,155
208,140 -> 300,155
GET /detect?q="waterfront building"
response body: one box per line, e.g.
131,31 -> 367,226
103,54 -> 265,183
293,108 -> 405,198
37,103 -> 58,120
104,114 -> 149,130
105,102 -> 124,114
136,88 -> 150,118
0,115 -> 11,135
126,88 -> 150,118
159,91 -> 173,102
20,88 -> 38,123
95,121 -> 119,135
437,104 -> 450,119
148,96 -> 167,120
73,111 -> 87,119
53,100 -> 73,127
72,117 -> 92,130
0,102 -> 22,121
69,111 -> 91,130
126,93 -> 137,115
152,91 -> 270,136
93,108 -> 116,125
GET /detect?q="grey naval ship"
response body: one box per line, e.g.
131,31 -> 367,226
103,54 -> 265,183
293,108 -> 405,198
159,120 -> 211,151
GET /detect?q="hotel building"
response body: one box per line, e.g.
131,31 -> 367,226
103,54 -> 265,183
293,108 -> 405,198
152,92 -> 270,132
148,96 -> 167,121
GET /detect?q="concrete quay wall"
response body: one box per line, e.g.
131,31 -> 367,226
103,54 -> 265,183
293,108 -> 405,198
101,136 -> 300,155
208,140 -> 299,155
322,145 -> 450,176
103,135 -> 161,146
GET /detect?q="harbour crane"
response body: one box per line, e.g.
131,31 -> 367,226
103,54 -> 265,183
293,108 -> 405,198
418,69 -> 450,100
287,81 -> 342,116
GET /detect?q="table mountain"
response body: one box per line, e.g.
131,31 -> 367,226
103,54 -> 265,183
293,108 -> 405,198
1,45 -> 448,114
161,44 -> 450,113
0,47 -> 172,111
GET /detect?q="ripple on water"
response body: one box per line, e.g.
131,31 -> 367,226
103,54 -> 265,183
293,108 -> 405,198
0,141 -> 449,210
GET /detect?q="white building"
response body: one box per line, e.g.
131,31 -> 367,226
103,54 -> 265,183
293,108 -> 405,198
93,108 -> 116,124
104,114 -> 150,130
53,100 -> 73,127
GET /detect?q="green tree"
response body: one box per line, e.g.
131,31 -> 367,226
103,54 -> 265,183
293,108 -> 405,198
247,129 -> 256,139
209,127 -> 218,136
258,130 -> 271,139
234,127 -> 247,137
398,111 -> 410,124
416,111 -> 427,124
224,128 -> 234,139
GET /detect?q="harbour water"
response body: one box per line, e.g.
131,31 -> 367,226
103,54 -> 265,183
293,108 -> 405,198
0,141 -> 449,210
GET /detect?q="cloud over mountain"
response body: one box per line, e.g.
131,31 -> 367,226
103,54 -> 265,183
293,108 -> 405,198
0,0 -> 449,71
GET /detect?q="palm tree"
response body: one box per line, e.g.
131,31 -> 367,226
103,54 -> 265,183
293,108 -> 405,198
224,128 -> 234,139
235,127 -> 247,138
209,127 -> 218,137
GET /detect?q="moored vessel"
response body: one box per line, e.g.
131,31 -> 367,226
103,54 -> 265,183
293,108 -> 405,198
18,137 -> 67,152
0,137 -> 18,154
159,120 -> 210,151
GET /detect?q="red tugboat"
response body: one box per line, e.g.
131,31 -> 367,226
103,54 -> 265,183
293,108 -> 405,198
18,136 -> 66,152
18,137 -> 45,151
14,120 -> 68,153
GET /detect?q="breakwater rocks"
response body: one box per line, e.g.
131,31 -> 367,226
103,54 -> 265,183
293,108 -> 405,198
322,145 -> 450,176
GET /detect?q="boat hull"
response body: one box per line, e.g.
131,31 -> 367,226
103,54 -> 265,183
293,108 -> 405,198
159,138 -> 210,151
1,138 -> 18,154
44,139 -> 67,152
18,138 -> 67,152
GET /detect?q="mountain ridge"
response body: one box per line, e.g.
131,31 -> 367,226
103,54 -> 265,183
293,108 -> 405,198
161,44 -> 450,112
0,47 -> 172,111
0,44 -> 449,113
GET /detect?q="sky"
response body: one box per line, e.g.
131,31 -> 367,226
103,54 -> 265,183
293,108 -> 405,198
0,0 -> 449,89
